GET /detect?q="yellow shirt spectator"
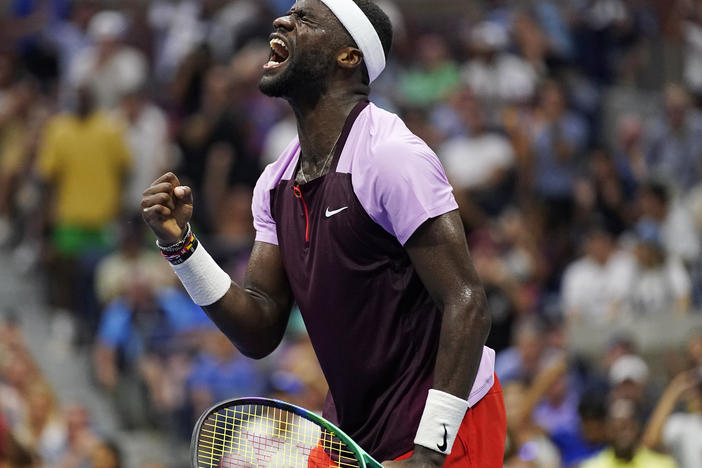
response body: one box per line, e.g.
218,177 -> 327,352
37,112 -> 132,229
580,448 -> 678,468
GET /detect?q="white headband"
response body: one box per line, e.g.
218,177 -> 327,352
318,0 -> 386,83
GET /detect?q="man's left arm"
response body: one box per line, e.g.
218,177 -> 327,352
385,209 -> 491,468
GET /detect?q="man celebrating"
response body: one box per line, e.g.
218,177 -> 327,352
142,1 -> 505,466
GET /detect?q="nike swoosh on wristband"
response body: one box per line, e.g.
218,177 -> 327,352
437,424 -> 448,452
325,206 -> 348,218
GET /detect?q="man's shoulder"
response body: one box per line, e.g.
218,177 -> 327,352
366,103 -> 430,152
345,103 -> 439,175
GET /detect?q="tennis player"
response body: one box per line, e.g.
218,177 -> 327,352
142,1 -> 505,466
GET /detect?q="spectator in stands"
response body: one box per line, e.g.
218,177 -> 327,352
113,86 -> 172,216
609,354 -> 654,423
580,397 -> 677,468
438,87 -> 516,226
69,11 -> 148,110
551,390 -> 608,468
94,216 -> 172,307
186,331 -> 268,423
624,219 -> 692,317
44,0 -> 97,87
55,404 -> 101,468
496,318 -> 553,383
93,275 -> 206,428
0,77 -> 48,246
529,79 -> 589,215
0,348 -> 40,432
580,149 -> 636,235
36,83 -> 132,323
642,366 -> 702,468
14,382 -> 66,465
613,114 -> 647,198
461,21 -> 538,111
561,223 -> 633,324
398,33 -> 460,107
502,379 -> 562,468
637,181 -> 701,265
176,65 -> 257,231
644,84 -> 702,194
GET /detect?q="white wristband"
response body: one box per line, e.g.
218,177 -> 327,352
413,389 -> 469,455
169,242 -> 231,306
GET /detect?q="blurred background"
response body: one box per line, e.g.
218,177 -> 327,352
0,0 -> 702,467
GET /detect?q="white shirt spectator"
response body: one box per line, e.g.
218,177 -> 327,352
439,132 -> 515,190
662,412 -> 702,468
627,257 -> 692,316
69,46 -> 147,110
660,201 -> 701,264
562,250 -> 634,322
68,11 -> 148,110
462,54 -> 538,105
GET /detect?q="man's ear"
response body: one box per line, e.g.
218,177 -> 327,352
337,47 -> 364,71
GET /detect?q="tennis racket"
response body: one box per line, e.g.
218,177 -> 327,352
191,397 -> 384,468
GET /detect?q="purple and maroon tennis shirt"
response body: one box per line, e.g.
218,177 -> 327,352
252,101 -> 495,461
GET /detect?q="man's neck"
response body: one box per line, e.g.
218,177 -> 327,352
290,87 -> 366,168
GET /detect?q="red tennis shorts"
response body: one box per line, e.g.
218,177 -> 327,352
308,375 -> 506,468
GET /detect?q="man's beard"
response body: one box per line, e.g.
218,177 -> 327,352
259,46 -> 331,101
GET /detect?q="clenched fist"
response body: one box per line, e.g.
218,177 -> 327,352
141,172 -> 194,245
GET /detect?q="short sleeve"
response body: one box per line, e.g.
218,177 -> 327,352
356,139 -> 458,245
252,166 -> 279,245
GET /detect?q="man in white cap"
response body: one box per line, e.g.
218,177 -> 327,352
69,11 -> 147,110
142,1 -> 505,466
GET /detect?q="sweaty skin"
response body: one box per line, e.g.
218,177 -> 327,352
142,1 -> 490,467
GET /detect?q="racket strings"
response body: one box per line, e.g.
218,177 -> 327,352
195,404 -> 361,468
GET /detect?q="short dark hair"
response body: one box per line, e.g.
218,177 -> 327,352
353,0 -> 393,59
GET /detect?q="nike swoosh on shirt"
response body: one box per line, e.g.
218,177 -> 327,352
325,206 -> 348,218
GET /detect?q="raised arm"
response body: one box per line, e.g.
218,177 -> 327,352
142,172 -> 293,359
641,369 -> 699,450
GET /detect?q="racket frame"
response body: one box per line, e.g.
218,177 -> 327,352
191,397 -> 384,468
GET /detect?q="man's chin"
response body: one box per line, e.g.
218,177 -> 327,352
258,74 -> 289,98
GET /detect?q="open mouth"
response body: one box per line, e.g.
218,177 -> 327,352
264,38 -> 290,70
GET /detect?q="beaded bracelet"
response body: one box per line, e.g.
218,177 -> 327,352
156,223 -> 192,253
160,229 -> 199,265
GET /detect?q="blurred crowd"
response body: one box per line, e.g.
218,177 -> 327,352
1,0 -> 702,467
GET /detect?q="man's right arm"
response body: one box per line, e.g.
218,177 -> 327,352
142,172 -> 293,359
203,241 -> 293,358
